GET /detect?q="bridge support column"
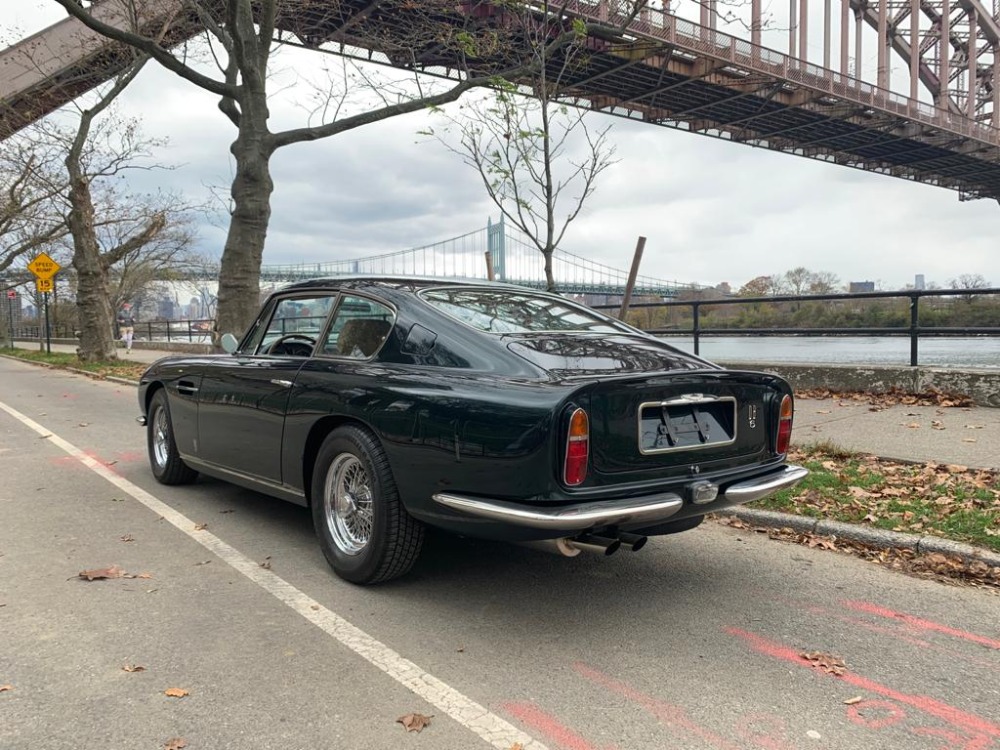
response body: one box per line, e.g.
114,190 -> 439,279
487,216 -> 506,282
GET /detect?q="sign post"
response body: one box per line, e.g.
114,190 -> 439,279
5,289 -> 14,350
27,252 -> 61,355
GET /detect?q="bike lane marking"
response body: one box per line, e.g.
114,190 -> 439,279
0,398 -> 546,750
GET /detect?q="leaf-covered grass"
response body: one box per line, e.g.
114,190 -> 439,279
2,347 -> 147,380
760,444 -> 1000,553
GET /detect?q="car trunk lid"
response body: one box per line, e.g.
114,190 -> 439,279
581,371 -> 787,476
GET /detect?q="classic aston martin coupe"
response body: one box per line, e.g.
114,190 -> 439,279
138,278 -> 806,584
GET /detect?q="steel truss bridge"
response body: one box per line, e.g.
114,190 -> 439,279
3,1 -> 1000,200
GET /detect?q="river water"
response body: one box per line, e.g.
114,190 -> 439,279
659,336 -> 1000,369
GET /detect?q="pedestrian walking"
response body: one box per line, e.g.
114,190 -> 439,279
117,304 -> 135,353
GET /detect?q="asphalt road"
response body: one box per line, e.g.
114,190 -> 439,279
1,356 -> 998,750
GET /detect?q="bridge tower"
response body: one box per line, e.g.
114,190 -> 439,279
487,216 -> 507,282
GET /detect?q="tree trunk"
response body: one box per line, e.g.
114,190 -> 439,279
543,247 -> 555,292
69,174 -> 118,361
214,100 -> 273,346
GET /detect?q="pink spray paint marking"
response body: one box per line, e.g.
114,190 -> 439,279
573,662 -> 745,750
502,701 -> 615,750
727,627 -> 1000,741
842,600 -> 1000,651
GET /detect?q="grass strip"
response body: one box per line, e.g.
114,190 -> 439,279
2,347 -> 147,381
763,441 -> 1000,553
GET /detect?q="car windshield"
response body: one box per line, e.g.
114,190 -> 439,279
420,287 -> 627,334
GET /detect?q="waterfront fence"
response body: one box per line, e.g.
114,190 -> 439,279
595,287 -> 1000,367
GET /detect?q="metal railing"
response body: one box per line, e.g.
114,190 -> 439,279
10,319 -> 216,344
596,288 -> 1000,367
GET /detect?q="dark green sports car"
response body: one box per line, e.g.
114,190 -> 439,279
138,278 -> 806,584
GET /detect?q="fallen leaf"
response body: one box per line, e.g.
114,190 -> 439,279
78,565 -> 125,581
259,557 -> 272,570
164,738 -> 187,750
0,685 -> 12,692
310,604 -> 320,610
194,523 -> 208,531
122,664 -> 146,673
962,438 -> 977,443
843,696 -> 863,705
119,534 -> 134,543
78,422 -> 89,427
134,572 -> 153,580
397,713 -> 433,733
164,688 -> 189,698
801,651 -> 847,676
510,744 -> 524,750
906,423 -> 921,429
815,410 -> 831,414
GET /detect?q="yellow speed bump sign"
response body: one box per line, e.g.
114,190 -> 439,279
27,252 -> 61,280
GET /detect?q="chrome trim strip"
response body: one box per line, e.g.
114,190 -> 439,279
637,395 -> 737,455
431,492 -> 684,531
180,455 -> 307,499
722,464 -> 808,503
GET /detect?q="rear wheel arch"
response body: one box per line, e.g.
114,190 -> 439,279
303,416 -> 380,505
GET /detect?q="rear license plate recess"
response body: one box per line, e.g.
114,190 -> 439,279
638,395 -> 737,454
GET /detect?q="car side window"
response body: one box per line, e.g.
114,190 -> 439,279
255,296 -> 335,356
322,295 -> 394,359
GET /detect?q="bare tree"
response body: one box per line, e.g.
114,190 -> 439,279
0,133 -> 68,276
425,3 -> 618,291
52,0 -> 652,341
949,272 -> 991,303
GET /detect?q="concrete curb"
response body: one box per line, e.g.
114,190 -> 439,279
730,507 -> 1000,568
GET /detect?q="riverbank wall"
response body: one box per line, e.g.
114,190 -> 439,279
720,361 -> 1000,408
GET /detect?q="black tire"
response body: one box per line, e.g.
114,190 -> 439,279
311,425 -> 424,584
147,389 -> 198,485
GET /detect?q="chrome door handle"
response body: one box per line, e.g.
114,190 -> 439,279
270,379 -> 293,388
176,380 -> 199,395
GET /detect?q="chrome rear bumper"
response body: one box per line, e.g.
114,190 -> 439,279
431,464 -> 807,530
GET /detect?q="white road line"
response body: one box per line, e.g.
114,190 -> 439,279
0,398 -> 546,750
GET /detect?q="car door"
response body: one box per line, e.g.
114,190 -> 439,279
196,294 -> 336,485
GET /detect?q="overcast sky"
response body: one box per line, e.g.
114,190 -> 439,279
4,1 -> 999,292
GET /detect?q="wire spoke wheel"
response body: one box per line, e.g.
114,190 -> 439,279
145,389 -> 197,485
152,406 -> 170,470
311,426 -> 424,584
324,454 -> 374,555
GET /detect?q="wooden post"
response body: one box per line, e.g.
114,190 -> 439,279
484,250 -> 495,281
618,236 -> 647,320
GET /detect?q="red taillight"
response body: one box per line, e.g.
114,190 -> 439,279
776,394 -> 793,455
563,408 -> 589,486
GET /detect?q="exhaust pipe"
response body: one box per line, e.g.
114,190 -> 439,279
519,534 -> 621,557
617,532 -> 648,552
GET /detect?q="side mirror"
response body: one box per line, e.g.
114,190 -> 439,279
220,333 -> 239,354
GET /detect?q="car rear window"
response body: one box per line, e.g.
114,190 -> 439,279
420,287 -> 626,334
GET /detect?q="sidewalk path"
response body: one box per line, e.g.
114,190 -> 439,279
12,342 -> 1000,470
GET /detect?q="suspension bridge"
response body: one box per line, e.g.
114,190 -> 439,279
3,0 -> 1000,200
200,219 -> 702,296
